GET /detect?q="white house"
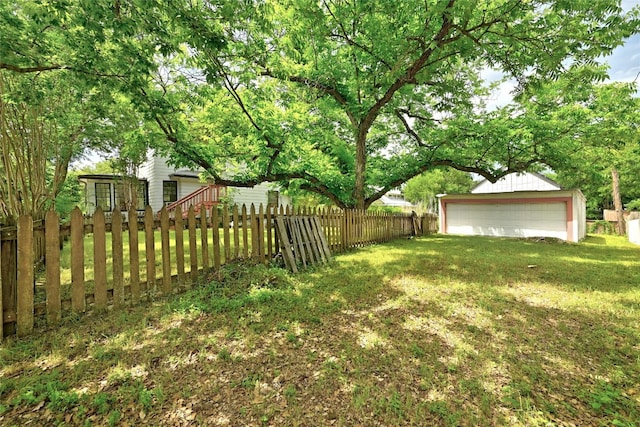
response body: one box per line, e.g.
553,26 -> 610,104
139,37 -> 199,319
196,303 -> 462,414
78,155 -> 290,216
438,172 -> 587,242
373,189 -> 416,211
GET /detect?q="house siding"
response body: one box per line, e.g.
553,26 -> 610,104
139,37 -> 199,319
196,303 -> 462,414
573,190 -> 587,241
629,219 -> 640,245
472,172 -> 561,194
139,156 -> 179,212
228,183 -> 279,208
177,179 -> 205,203
138,155 -> 209,212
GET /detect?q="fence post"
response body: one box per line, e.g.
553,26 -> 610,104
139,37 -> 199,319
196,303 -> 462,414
188,205 -> 198,280
112,208 -> 124,308
144,206 -> 156,297
70,207 -> 85,313
16,215 -> 34,336
223,205 -> 231,264
0,227 -> 3,341
258,204 -> 266,264
160,206 -> 172,295
249,204 -> 257,260
212,206 -> 221,269
334,208 -> 340,252
93,207 -> 107,310
242,204 -> 249,259
45,210 -> 61,324
266,205 -> 273,259
277,205 -> 285,253
128,207 -> 141,305
1,226 -> 17,339
200,208 -> 209,269
174,205 -> 186,287
341,209 -> 347,251
233,205 -> 240,260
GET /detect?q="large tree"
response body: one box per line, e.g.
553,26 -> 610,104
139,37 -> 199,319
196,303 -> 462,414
3,1 -> 639,209
158,0 -> 639,209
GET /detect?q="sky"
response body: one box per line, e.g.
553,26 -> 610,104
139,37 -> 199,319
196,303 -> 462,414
482,0 -> 640,109
615,0 -> 640,83
608,33 -> 640,83
607,33 -> 640,84
482,34 -> 640,109
590,0 -> 640,83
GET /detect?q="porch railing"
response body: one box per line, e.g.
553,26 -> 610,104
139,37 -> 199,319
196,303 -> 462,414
165,184 -> 225,218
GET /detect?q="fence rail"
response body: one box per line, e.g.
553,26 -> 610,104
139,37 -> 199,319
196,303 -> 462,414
1,204 -> 437,340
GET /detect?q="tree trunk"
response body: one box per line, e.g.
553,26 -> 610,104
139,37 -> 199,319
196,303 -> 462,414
611,168 -> 625,235
353,125 -> 368,210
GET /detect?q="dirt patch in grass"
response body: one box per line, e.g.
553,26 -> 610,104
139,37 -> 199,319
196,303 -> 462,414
2,235 -> 639,426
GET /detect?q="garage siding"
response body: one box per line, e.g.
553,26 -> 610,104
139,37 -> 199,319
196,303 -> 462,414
446,202 -> 567,240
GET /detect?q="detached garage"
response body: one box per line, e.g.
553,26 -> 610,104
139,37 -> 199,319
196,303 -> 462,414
438,173 -> 586,242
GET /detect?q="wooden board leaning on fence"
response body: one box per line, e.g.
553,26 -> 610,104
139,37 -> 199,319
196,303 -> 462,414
275,215 -> 332,273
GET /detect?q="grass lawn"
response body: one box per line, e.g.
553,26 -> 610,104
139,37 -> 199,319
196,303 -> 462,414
2,234 -> 639,426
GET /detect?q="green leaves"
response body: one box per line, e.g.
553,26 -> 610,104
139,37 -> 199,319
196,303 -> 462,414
404,168 -> 475,209
2,0 -> 639,209
176,0 -> 639,207
549,80 -> 640,217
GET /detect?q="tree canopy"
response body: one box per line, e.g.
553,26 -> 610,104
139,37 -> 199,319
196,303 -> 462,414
163,0 -> 640,208
2,0 -> 639,209
550,81 -> 640,218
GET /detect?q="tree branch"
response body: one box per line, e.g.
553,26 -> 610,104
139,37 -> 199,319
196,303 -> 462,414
395,109 -> 425,147
0,62 -> 128,78
321,0 -> 393,70
0,63 -> 66,73
328,32 -> 393,71
299,184 -> 347,209
261,70 -> 358,128
361,0 -> 456,130
363,156 -> 544,209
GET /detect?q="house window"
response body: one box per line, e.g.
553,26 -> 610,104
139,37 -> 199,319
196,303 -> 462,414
115,180 -> 148,211
163,181 -> 178,205
95,183 -> 112,211
137,182 -> 148,210
267,190 -> 279,207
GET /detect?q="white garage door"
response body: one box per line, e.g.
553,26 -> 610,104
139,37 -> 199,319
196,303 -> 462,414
446,202 -> 567,240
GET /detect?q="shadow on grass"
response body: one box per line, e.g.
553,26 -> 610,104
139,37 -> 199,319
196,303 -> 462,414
372,234 -> 640,294
1,235 -> 639,426
583,235 -> 609,244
